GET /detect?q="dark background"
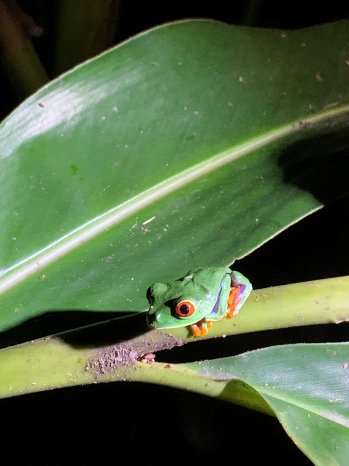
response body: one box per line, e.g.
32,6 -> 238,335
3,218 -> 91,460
1,2 -> 349,465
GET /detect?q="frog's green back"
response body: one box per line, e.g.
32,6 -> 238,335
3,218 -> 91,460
147,266 -> 232,329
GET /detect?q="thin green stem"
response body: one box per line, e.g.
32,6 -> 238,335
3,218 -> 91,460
242,0 -> 262,26
53,0 -> 120,75
0,0 -> 49,98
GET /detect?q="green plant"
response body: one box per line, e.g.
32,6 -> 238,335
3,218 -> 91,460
1,5 -> 349,465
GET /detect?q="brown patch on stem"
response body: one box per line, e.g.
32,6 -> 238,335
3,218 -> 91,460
86,330 -> 183,376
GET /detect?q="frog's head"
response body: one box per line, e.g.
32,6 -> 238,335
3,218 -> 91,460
146,267 -> 231,329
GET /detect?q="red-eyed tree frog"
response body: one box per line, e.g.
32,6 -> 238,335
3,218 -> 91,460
146,267 -> 252,337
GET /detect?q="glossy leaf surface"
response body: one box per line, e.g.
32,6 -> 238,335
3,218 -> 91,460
1,20 -> 349,331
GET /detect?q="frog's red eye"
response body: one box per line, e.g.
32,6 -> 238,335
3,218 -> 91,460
175,300 -> 196,317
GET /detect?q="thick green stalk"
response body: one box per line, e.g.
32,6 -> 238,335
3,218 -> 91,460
0,335 -> 272,415
0,276 -> 348,404
169,275 -> 349,341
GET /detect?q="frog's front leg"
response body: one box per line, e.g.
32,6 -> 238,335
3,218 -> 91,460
190,318 -> 213,336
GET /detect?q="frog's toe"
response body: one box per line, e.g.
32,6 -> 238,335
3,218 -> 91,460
227,308 -> 239,318
190,323 -> 202,337
190,319 -> 210,336
200,321 -> 208,336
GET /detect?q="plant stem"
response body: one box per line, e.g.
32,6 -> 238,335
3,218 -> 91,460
0,0 -> 49,98
53,0 -> 120,75
169,275 -> 349,341
0,275 -> 348,404
242,0 -> 262,25
0,335 -> 272,415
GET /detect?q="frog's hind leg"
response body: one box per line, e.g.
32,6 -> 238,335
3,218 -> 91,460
226,284 -> 246,318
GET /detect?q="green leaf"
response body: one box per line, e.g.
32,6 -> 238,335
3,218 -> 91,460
1,20 -> 349,331
190,343 -> 349,466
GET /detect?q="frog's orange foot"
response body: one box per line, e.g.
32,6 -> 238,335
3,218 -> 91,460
226,308 -> 239,319
190,319 -> 211,337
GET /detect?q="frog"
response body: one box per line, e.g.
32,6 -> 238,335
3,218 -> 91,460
146,267 -> 252,336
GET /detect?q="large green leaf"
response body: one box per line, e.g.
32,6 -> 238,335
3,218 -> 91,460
1,20 -> 349,331
190,343 -> 349,466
